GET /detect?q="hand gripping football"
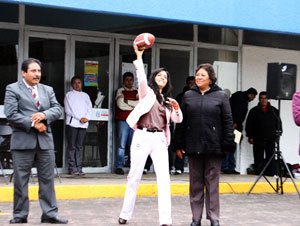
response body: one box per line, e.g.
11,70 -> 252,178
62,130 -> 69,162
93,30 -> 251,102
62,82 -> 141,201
134,33 -> 155,50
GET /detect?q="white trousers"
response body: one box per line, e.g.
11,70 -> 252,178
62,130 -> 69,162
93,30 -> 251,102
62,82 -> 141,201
119,129 -> 172,225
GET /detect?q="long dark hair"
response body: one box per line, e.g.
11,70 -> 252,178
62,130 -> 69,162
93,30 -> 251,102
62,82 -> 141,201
148,68 -> 172,109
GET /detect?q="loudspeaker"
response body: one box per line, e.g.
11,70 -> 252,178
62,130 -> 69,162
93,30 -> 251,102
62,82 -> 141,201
266,63 -> 297,100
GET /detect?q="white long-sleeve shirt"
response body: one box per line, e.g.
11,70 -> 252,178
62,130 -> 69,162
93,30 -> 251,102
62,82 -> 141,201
115,86 -> 139,111
64,90 -> 92,128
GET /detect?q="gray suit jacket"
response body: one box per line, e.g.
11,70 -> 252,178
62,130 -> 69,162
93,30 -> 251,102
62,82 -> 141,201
4,81 -> 63,150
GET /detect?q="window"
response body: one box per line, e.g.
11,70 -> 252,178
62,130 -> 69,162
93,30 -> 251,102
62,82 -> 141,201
198,25 -> 238,45
244,30 -> 300,50
25,6 -> 193,41
0,29 -> 18,104
197,48 -> 238,95
0,3 -> 18,23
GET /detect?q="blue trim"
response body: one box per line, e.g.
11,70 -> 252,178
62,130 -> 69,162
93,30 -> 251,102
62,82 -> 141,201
2,0 -> 300,35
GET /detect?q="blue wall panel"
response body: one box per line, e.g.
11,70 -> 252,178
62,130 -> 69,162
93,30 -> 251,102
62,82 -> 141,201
2,0 -> 300,35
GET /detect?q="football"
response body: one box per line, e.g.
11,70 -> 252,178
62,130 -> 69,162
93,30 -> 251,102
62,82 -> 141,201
134,33 -> 155,50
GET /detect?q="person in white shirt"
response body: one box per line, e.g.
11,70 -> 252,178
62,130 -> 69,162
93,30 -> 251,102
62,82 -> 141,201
64,76 -> 92,176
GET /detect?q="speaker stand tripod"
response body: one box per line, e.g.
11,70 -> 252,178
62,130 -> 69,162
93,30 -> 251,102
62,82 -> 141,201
247,99 -> 300,197
247,139 -> 300,197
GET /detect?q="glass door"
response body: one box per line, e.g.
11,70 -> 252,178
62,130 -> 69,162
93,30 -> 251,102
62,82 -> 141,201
24,31 -> 69,169
114,39 -> 153,170
0,29 -> 19,174
71,36 -> 114,173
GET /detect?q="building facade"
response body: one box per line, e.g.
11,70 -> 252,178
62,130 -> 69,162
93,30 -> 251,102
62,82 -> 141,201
1,2 -> 300,174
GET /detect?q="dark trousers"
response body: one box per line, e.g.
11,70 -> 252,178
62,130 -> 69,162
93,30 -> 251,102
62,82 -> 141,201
253,140 -> 275,176
66,125 -> 87,173
174,154 -> 185,172
12,147 -> 58,219
221,152 -> 236,171
188,154 -> 222,221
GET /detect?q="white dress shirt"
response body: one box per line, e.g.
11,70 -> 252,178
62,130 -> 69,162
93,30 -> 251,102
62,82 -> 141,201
23,79 -> 44,127
64,90 -> 92,129
23,79 -> 40,102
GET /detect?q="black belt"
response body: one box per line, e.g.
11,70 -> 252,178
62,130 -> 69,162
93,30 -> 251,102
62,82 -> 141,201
137,126 -> 163,133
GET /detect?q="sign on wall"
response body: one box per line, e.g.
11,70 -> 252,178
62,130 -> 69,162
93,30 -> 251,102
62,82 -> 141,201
84,60 -> 99,87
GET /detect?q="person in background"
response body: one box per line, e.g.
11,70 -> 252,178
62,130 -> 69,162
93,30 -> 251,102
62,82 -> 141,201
115,72 -> 139,175
245,91 -> 281,176
64,76 -> 92,176
175,76 -> 195,106
292,90 -> 300,155
118,43 -> 182,226
221,87 -> 257,174
4,58 -> 67,224
174,63 -> 235,226
171,76 -> 195,175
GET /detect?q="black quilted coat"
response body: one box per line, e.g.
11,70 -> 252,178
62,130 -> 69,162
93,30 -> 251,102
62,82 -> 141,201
174,84 -> 235,155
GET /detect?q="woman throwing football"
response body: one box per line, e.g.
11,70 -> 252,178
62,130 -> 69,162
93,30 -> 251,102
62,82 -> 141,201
118,43 -> 183,226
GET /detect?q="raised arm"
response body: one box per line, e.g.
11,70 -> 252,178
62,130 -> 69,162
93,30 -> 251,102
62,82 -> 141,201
132,43 -> 149,99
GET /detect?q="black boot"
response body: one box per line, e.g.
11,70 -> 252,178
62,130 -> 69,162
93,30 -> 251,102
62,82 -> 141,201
211,220 -> 220,226
191,219 -> 201,226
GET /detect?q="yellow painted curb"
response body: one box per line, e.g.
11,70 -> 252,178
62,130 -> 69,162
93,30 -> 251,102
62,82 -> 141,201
0,182 -> 300,202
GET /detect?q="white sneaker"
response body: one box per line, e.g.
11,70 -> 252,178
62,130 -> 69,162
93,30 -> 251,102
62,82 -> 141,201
170,168 -> 176,175
175,170 -> 182,175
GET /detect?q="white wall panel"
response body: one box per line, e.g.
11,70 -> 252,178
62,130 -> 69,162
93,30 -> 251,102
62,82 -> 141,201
240,45 -> 300,174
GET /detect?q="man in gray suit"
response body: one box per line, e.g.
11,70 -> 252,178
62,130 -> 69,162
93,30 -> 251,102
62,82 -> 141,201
4,58 -> 68,224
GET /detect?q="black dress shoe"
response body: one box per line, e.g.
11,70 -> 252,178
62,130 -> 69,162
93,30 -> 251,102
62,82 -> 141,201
118,217 -> 127,224
211,220 -> 220,226
68,171 -> 79,176
9,218 -> 27,224
115,168 -> 125,175
229,169 -> 240,174
191,220 -> 201,226
221,169 -> 231,174
41,216 -> 68,224
78,170 -> 85,176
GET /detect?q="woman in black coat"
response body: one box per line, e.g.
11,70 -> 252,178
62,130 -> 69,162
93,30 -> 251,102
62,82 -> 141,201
174,63 -> 235,226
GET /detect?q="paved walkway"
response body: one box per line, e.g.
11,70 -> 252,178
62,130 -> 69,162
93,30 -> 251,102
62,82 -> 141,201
0,194 -> 300,225
0,173 -> 300,201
